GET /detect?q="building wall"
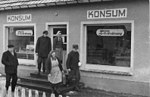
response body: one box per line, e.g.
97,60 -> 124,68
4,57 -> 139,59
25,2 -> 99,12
0,0 -> 149,96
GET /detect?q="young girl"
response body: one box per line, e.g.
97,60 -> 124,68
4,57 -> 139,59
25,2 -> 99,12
46,50 -> 63,97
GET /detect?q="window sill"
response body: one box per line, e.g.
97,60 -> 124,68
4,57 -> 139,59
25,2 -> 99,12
80,68 -> 133,76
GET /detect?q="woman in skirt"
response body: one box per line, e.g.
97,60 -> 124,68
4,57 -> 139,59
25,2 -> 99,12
46,50 -> 63,97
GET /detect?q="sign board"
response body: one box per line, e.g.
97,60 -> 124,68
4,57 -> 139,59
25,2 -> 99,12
87,8 -> 127,19
7,14 -> 32,22
16,30 -> 33,36
96,29 -> 124,36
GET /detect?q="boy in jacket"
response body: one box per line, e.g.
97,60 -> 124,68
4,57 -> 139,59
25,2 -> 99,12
66,44 -> 81,91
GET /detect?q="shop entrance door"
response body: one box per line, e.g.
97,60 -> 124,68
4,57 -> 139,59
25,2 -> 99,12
4,24 -> 36,65
49,25 -> 67,69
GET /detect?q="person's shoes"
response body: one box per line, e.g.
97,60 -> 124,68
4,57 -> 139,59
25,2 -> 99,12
74,87 -> 81,92
11,92 -> 15,97
66,91 -> 78,96
3,89 -> 8,97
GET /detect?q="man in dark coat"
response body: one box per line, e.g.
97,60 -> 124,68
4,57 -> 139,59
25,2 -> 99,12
66,44 -> 81,91
35,30 -> 51,74
1,45 -> 19,97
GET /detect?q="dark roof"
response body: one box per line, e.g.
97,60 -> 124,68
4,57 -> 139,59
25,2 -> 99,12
0,0 -> 112,11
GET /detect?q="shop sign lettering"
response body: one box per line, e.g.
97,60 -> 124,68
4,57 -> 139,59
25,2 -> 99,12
16,30 -> 33,36
87,8 -> 127,19
96,29 -> 124,36
7,14 -> 31,22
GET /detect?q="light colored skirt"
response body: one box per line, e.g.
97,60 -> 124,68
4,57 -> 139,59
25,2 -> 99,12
48,66 -> 62,84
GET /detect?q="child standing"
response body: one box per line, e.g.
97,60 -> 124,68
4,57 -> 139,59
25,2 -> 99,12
66,44 -> 81,91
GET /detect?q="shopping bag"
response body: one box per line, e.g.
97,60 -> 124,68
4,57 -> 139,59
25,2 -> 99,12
62,72 -> 66,85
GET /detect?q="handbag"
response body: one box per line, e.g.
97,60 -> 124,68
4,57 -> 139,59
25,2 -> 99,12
62,72 -> 66,85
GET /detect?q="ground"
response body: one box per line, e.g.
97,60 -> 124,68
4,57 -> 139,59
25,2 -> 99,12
0,65 -> 149,97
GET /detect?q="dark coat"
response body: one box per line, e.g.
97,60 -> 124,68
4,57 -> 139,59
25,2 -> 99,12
45,54 -> 63,74
35,36 -> 51,57
66,51 -> 80,70
66,51 -> 80,81
1,51 -> 19,74
53,37 -> 63,50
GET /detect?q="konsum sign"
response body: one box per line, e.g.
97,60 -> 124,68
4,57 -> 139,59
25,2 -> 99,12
87,8 -> 127,19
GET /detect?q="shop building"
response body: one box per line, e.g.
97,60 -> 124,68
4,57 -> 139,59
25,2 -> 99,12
0,0 -> 149,96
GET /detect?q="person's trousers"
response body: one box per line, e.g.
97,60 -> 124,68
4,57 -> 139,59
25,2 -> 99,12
73,69 -> 80,88
5,73 -> 18,92
68,68 -> 80,88
51,83 -> 62,97
37,57 -> 47,73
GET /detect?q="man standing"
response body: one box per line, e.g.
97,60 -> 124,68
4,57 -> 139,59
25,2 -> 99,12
1,45 -> 19,97
66,44 -> 81,91
35,30 -> 51,74
53,31 -> 63,63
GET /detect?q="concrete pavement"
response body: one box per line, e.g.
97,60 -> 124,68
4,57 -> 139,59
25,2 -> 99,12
0,65 -> 149,97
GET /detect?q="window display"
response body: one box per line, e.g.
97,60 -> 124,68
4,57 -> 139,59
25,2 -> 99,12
8,26 -> 34,60
86,23 -> 131,67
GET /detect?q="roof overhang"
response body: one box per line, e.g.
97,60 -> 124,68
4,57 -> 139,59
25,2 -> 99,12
0,0 -> 113,11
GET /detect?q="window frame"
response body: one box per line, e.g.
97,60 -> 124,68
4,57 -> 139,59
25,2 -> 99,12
80,20 -> 134,75
3,23 -> 37,65
45,22 -> 69,54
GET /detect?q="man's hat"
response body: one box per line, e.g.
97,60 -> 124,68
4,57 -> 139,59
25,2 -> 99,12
43,30 -> 48,35
73,44 -> 78,49
8,45 -> 14,48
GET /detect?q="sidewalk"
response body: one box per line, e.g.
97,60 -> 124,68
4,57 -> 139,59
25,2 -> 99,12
0,65 -> 148,97
0,64 -> 37,77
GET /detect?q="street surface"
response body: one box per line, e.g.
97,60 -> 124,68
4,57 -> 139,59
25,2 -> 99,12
0,76 -> 148,97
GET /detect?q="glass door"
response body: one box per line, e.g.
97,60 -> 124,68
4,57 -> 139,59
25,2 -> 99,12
49,25 -> 67,69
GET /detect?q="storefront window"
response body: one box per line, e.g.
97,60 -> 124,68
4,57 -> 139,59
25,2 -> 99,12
87,23 -> 131,67
8,26 -> 34,60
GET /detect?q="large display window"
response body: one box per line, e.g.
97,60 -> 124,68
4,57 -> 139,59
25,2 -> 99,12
87,23 -> 131,67
7,26 -> 34,60
4,24 -> 36,66
81,21 -> 134,74
4,24 -> 37,65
